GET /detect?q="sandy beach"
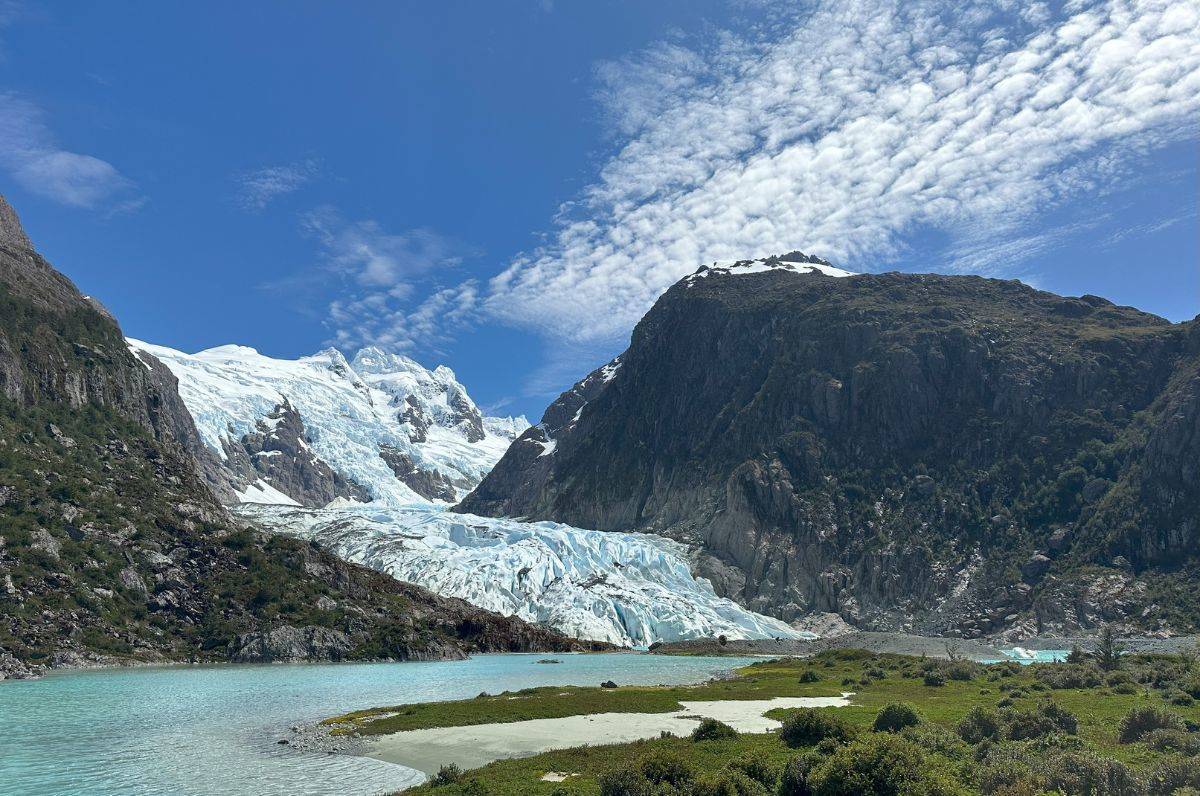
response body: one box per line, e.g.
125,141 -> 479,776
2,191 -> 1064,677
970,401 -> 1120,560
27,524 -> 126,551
365,694 -> 853,774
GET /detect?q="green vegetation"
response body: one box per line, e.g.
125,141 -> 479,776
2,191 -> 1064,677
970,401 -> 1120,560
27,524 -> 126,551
381,651 -> 1200,795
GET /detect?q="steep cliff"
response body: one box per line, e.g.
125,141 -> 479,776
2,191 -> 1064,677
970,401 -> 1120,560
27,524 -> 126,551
0,195 -> 588,676
460,257 -> 1200,636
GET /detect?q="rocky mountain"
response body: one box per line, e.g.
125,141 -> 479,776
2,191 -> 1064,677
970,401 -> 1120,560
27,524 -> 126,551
128,340 -> 528,506
460,254 -> 1200,638
0,195 -> 588,678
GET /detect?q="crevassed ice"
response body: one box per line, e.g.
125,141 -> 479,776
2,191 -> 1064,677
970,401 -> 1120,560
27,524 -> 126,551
237,503 -> 809,648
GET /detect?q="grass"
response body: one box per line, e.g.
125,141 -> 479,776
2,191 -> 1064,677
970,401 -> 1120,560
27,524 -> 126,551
319,651 -> 1200,795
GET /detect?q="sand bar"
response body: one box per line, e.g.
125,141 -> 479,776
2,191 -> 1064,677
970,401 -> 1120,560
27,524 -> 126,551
366,693 -> 853,775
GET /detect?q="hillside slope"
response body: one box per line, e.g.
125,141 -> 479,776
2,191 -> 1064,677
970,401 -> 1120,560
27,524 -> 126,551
460,256 -> 1200,637
0,196 -> 585,677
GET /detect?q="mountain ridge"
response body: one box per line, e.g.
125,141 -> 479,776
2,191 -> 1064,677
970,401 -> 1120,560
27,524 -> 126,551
460,259 -> 1200,637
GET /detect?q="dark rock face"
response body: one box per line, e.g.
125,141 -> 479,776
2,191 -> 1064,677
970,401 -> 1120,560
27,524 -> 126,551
461,265 -> 1199,635
220,399 -> 370,506
0,194 -> 593,669
379,445 -> 462,502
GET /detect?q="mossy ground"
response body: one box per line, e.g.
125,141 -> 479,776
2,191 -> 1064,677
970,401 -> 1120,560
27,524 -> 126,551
322,650 -> 1200,795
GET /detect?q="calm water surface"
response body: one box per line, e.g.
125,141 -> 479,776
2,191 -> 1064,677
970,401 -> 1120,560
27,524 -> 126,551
0,653 -> 752,796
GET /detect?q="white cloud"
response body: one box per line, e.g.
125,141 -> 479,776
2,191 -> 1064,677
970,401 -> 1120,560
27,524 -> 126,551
0,91 -> 136,209
484,0 -> 1200,349
297,206 -> 479,353
234,159 -> 319,211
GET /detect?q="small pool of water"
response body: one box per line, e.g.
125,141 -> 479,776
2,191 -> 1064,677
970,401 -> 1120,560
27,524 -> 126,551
979,648 -> 1070,664
0,652 -> 751,796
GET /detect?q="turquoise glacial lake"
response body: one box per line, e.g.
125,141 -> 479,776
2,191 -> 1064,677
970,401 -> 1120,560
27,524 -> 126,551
0,652 -> 752,796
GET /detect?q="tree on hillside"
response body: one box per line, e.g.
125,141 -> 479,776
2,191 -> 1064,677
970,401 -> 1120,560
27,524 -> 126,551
1095,626 -> 1122,671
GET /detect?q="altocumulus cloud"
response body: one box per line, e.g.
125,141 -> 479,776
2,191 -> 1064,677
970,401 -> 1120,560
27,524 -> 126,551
482,0 -> 1200,349
0,92 -> 137,209
234,159 -> 319,211
298,206 -> 477,353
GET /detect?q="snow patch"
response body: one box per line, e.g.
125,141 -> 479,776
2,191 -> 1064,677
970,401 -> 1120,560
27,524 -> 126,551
237,479 -> 301,506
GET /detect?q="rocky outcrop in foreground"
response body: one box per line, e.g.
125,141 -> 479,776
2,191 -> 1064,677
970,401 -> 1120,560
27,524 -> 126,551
462,256 -> 1199,637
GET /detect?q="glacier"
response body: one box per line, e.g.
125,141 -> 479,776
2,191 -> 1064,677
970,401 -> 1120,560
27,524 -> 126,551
128,337 -> 810,646
236,502 -> 808,647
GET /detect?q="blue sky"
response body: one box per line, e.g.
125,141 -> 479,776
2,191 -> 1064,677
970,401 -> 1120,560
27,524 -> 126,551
1,1 -> 1197,420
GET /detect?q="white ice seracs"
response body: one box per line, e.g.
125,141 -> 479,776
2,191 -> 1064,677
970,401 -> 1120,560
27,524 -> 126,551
237,502 -> 809,648
126,339 -> 527,505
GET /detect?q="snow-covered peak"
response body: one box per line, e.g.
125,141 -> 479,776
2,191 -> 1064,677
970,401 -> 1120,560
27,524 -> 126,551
127,338 -> 525,507
350,346 -> 425,376
686,252 -> 856,285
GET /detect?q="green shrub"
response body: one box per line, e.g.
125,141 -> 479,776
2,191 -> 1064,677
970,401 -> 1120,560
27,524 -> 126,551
779,709 -> 854,748
692,770 -> 770,796
899,723 -> 969,758
598,769 -> 650,796
872,702 -> 922,733
639,751 -> 694,788
1034,663 -> 1103,689
1041,751 -> 1142,796
692,718 -> 739,742
923,670 -> 946,687
1003,701 -> 1078,740
1144,729 -> 1200,755
945,661 -> 979,681
1112,682 -> 1139,695
957,706 -> 1004,744
431,763 -> 463,786
1146,755 -> 1200,795
799,670 -> 822,683
778,754 -> 815,796
1118,706 -> 1186,744
727,756 -> 777,789
805,734 -> 966,795
1166,689 -> 1195,707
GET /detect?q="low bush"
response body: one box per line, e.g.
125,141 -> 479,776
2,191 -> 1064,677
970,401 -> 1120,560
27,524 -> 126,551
1041,751 -> 1142,796
1003,701 -> 1078,740
1034,663 -> 1103,689
923,670 -> 947,687
945,660 -> 980,681
598,768 -> 650,796
1144,728 -> 1200,755
778,754 -> 815,796
779,709 -> 854,748
957,706 -> 1004,744
1146,755 -> 1200,795
727,756 -> 777,789
805,734 -> 965,796
1166,690 -> 1194,707
691,718 -> 738,742
1118,706 -> 1186,744
639,750 -> 694,788
873,702 -> 922,733
798,670 -> 822,683
692,770 -> 770,796
431,763 -> 463,786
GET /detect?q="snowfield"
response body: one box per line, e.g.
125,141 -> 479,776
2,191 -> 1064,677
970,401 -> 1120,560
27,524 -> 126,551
236,502 -> 808,647
127,340 -> 526,504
